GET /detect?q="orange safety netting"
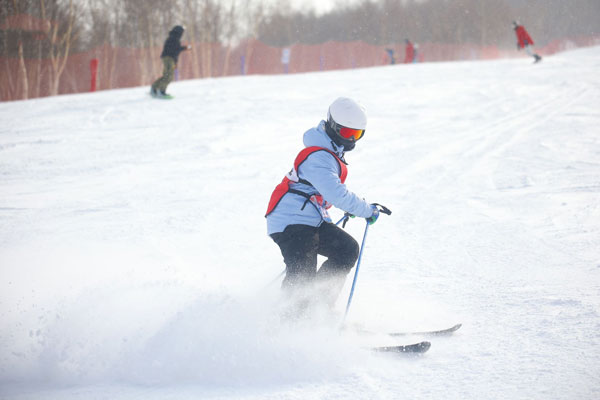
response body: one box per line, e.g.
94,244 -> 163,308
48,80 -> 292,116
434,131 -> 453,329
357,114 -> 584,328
2,36 -> 599,102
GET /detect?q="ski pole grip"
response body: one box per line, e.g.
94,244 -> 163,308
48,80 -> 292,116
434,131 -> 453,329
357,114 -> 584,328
342,212 -> 355,228
372,203 -> 392,215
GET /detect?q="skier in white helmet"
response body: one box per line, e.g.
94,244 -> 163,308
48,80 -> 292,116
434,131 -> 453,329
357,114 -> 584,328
265,97 -> 382,317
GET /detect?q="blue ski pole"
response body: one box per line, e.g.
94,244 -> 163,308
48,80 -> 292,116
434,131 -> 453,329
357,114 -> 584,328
342,220 -> 370,323
342,203 -> 392,324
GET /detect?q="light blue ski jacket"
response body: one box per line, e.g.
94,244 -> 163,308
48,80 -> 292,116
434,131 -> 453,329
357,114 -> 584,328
266,120 -> 373,235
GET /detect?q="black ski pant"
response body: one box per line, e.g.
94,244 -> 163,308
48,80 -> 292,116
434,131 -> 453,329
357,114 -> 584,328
270,222 -> 359,308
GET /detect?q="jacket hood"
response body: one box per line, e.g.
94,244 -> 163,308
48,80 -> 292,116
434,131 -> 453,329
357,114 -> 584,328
170,25 -> 184,38
303,121 -> 346,160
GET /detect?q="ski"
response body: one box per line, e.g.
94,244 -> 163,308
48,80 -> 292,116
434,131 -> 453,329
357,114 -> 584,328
387,323 -> 462,337
350,323 -> 462,338
373,341 -> 431,354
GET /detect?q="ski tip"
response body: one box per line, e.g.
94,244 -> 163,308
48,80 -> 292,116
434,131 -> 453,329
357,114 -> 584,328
427,323 -> 462,336
387,323 -> 463,337
373,341 -> 431,354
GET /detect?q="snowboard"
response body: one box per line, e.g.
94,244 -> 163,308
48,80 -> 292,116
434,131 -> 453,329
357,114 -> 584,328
150,90 -> 173,100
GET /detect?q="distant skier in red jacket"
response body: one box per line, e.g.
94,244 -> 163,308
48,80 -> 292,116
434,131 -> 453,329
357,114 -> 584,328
513,21 -> 542,63
404,39 -> 415,63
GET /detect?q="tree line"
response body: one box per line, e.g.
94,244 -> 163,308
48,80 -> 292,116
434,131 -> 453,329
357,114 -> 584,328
3,0 -> 599,53
257,0 -> 600,47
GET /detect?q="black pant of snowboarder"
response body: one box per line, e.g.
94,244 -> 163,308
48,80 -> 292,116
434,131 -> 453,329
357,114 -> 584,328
151,56 -> 176,96
271,222 -> 359,317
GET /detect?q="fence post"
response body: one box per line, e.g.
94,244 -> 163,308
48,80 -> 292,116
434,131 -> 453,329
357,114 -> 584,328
90,58 -> 99,92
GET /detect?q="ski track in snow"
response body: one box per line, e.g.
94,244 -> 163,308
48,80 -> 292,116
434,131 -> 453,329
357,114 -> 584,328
1,47 -> 600,399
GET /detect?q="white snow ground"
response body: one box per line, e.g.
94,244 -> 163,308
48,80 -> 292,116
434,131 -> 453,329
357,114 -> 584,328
1,47 -> 599,399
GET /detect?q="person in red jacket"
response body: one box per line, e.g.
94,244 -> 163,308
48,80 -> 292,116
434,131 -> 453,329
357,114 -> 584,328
513,21 -> 542,63
404,39 -> 415,63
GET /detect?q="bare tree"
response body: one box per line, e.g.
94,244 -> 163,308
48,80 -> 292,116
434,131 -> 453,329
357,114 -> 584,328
238,0 -> 268,75
84,0 -> 114,90
40,0 -> 80,96
183,0 -> 202,78
12,0 -> 29,99
220,1 -> 240,76
0,8 -> 15,99
199,0 -> 225,78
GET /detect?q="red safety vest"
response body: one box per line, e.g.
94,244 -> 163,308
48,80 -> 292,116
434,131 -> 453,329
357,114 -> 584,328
265,146 -> 348,216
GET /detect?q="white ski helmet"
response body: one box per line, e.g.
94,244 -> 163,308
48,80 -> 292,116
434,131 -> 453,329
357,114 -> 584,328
325,97 -> 367,151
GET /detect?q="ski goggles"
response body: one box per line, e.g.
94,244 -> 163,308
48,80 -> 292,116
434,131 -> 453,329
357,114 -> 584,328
338,126 -> 365,141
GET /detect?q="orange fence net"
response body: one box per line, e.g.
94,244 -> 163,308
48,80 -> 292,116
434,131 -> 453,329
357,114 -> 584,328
2,36 -> 599,102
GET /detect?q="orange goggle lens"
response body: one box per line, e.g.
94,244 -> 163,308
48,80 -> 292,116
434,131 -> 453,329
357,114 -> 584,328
339,126 -> 365,140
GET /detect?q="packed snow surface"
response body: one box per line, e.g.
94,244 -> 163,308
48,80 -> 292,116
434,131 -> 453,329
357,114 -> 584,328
1,47 -> 599,399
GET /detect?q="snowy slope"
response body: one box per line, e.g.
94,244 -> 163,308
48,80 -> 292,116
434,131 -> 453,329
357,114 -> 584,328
1,47 -> 599,399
